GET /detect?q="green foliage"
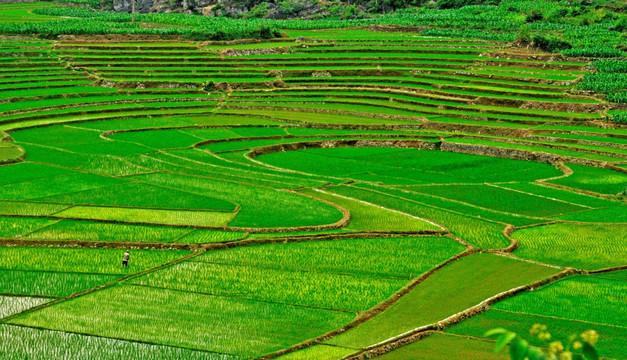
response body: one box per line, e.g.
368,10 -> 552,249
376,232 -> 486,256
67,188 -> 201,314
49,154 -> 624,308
580,59 -> 627,103
532,34 -> 572,52
485,325 -> 600,360
613,16 -> 627,32
278,0 -> 304,16
3,7 -> 281,41
437,0 -> 502,9
610,111 -> 627,124
246,2 -> 269,19
341,4 -> 360,19
516,24 -> 531,45
562,47 -> 624,58
525,9 -> 544,23
449,310 -> 625,359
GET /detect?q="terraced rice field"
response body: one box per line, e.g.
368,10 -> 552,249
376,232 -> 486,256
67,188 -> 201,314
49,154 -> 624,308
0,23 -> 625,360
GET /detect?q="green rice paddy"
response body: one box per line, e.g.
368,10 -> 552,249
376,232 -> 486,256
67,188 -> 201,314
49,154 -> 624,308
0,16 -> 624,360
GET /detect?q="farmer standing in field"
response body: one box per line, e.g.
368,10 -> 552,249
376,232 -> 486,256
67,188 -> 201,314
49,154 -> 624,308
121,250 -> 130,268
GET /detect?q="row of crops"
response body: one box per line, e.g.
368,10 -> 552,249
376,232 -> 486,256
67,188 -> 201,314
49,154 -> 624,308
0,25 -> 624,360
2,0 -> 626,58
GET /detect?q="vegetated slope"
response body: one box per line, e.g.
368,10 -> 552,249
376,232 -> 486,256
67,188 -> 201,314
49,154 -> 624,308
0,25 -> 624,360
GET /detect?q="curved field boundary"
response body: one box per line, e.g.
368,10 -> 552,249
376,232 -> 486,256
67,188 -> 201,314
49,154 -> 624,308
0,96 -> 220,118
225,104 -> 580,127
0,142 -> 25,165
0,238 -> 202,251
313,188 -> 446,231
246,138 -> 438,159
224,189 -> 352,233
229,93 -> 587,122
192,133 -> 440,150
535,181 -> 622,200
222,104 -> 426,122
526,135 -> 627,151
457,135 -> 627,160
0,101 -> 219,126
212,231 -> 451,254
0,196 -> 349,234
0,230 -> 448,252
440,141 -> 615,168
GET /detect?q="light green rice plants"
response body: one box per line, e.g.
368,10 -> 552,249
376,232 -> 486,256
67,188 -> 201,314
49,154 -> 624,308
0,270 -> 120,297
0,200 -> 69,216
132,172 -> 344,228
408,184 -> 587,217
38,182 -> 236,211
493,276 -> 626,327
547,164 -> 627,195
0,247 -> 190,274
325,253 -> 558,349
375,333 -> 505,360
199,236 -> 465,279
0,295 -> 48,318
10,285 -> 354,357
24,220 -> 189,243
132,260 -> 406,311
299,188 -> 442,232
511,223 -> 627,270
275,344 -> 354,360
0,216 -> 57,238
0,325 -> 238,360
177,230 -> 246,243
54,206 -> 234,227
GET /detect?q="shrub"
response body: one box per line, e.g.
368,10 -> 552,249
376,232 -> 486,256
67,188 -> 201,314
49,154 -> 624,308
614,17 -> 627,32
278,0 -> 304,16
437,0 -> 501,9
256,24 -> 280,39
341,5 -> 360,19
246,2 -> 269,19
610,112 -> 627,124
516,25 -> 531,46
532,34 -> 572,52
525,9 -> 544,23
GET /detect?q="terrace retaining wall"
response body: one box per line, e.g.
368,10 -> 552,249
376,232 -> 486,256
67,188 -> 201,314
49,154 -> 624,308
247,139 -> 439,159
440,141 -> 610,168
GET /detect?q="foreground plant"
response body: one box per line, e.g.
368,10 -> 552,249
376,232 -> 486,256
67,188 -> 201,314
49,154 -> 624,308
485,325 -> 599,360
